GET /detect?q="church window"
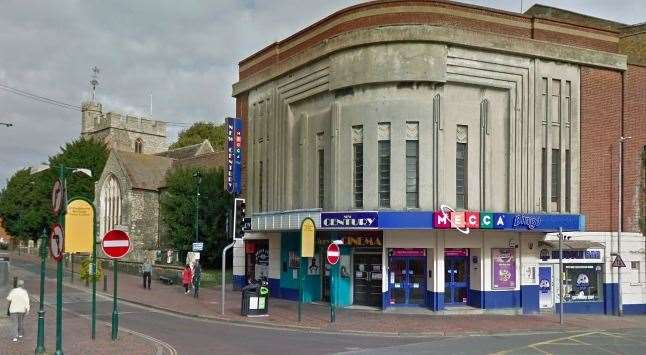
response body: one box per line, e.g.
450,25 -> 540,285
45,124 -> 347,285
135,138 -> 143,153
100,175 -> 122,237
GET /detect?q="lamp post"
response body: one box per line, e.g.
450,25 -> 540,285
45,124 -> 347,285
617,136 -> 631,317
193,171 -> 202,243
31,164 -> 92,355
35,228 -> 48,354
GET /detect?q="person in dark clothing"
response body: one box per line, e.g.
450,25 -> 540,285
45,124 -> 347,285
192,261 -> 202,299
142,260 -> 152,289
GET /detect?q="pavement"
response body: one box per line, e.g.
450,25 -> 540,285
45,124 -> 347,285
4,252 -> 646,355
7,252 -> 646,337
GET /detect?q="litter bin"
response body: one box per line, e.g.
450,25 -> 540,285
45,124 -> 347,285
241,280 -> 269,316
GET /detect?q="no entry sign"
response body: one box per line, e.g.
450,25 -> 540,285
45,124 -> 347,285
327,243 -> 340,265
102,230 -> 131,259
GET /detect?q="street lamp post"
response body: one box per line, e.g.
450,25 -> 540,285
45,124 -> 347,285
31,164 -> 92,355
194,171 -> 202,243
35,228 -> 47,354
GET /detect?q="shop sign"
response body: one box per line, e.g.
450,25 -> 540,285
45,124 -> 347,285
226,117 -> 243,195
445,248 -> 468,257
492,248 -> 516,290
391,248 -> 425,257
320,212 -> 378,229
342,235 -> 382,247
550,250 -> 602,260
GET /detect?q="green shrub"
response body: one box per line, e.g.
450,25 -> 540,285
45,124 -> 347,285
79,257 -> 103,282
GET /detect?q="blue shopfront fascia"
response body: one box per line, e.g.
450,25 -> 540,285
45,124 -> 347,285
316,211 -> 585,232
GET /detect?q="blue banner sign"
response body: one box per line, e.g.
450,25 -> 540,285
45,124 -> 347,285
320,212 -> 378,229
226,117 -> 243,195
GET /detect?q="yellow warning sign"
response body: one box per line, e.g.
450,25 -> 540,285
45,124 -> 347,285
65,199 -> 95,253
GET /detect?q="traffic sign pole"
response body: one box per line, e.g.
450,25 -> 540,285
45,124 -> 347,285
102,229 -> 131,340
55,165 -> 64,355
112,259 -> 119,340
327,242 -> 341,323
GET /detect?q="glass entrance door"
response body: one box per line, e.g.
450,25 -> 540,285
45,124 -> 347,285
389,257 -> 426,306
445,256 -> 468,305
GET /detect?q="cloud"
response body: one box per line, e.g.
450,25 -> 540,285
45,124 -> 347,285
0,0 -> 643,188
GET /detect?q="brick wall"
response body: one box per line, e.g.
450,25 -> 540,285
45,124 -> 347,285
623,64 -> 646,233
580,67 -> 622,232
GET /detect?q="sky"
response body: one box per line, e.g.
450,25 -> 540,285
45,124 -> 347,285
0,0 -> 644,187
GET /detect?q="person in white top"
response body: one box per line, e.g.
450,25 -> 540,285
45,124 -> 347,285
6,280 -> 30,342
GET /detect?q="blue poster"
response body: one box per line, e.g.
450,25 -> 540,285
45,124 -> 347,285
539,266 -> 551,294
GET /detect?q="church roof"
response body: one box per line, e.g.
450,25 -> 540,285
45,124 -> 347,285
113,150 -> 174,191
155,140 -> 214,160
172,151 -> 226,170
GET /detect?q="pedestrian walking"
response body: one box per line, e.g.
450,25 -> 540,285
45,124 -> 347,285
182,264 -> 192,295
142,260 -> 153,290
6,280 -> 30,342
192,260 -> 202,299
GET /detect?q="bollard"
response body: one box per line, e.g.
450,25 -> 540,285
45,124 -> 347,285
13,276 -> 18,288
103,272 -> 108,292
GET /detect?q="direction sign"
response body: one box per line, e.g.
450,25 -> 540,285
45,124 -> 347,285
102,230 -> 131,259
612,254 -> 626,268
50,224 -> 64,261
327,243 -> 340,265
51,180 -> 64,215
192,242 -> 204,252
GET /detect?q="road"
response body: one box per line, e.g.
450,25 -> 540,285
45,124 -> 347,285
10,258 -> 646,355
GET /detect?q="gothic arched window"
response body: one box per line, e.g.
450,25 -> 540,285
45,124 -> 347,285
100,175 -> 122,237
135,138 -> 143,154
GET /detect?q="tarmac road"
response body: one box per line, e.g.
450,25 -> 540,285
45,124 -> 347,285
10,258 -> 646,355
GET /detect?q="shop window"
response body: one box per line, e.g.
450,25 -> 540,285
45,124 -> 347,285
352,125 -> 364,208
551,148 -> 561,211
632,261 -> 641,284
563,264 -> 603,302
456,125 -> 468,210
378,123 -> 391,208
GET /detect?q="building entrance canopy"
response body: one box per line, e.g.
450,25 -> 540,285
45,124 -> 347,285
249,209 -> 585,233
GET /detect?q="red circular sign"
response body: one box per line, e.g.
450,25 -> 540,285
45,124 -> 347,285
50,224 -> 64,262
102,230 -> 131,259
327,243 -> 340,265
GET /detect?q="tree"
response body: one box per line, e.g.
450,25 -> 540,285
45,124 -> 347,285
160,167 -> 231,268
0,138 -> 108,241
169,122 -> 226,151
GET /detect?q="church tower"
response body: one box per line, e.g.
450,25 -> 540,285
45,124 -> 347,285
81,101 -> 168,154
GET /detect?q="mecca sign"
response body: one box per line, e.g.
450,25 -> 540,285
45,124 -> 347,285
226,117 -> 243,195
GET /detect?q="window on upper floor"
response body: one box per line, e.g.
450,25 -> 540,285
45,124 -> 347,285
352,125 -> 363,209
406,122 -> 419,208
552,149 -> 561,211
258,160 -> 264,212
135,138 -> 143,154
456,125 -> 468,210
378,123 -> 391,208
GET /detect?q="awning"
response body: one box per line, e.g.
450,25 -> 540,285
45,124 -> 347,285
538,240 -> 604,250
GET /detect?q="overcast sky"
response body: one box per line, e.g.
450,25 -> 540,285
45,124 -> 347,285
1,0 -> 643,187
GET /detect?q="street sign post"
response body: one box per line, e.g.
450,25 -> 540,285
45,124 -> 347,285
51,180 -> 64,215
50,224 -> 64,262
612,255 -> 626,268
192,242 -> 204,252
327,243 -> 340,265
102,229 -> 131,340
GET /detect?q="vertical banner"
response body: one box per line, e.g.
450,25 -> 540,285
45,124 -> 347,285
226,117 -> 243,195
300,218 -> 315,258
491,248 -> 516,290
64,199 -> 94,253
233,118 -> 243,195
